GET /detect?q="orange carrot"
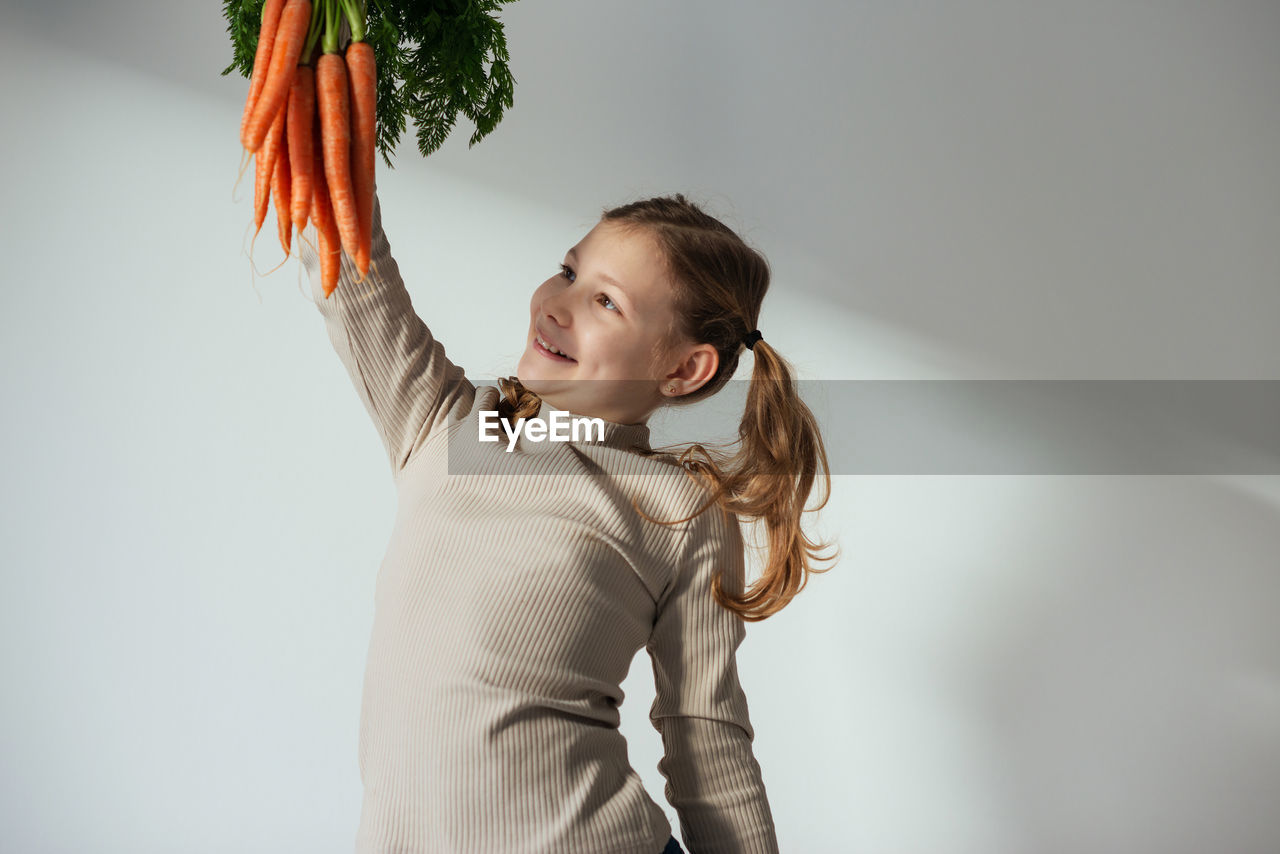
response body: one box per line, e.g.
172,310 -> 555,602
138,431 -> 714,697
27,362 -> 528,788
242,0 -> 311,152
254,105 -> 287,238
311,118 -> 341,297
345,41 -> 376,278
315,203 -> 340,298
287,65 -> 316,235
273,126 -> 293,256
239,0 -> 287,146
254,141 -> 268,237
315,52 -> 360,262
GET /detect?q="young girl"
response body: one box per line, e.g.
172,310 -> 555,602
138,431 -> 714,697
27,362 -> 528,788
298,188 -> 836,854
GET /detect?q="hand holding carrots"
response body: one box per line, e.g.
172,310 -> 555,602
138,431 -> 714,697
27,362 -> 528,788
238,0 -> 376,298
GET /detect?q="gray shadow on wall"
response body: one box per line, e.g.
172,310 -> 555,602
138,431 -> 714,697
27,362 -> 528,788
970,477 -> 1280,854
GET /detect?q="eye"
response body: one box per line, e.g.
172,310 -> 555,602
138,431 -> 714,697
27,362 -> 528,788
560,263 -> 621,314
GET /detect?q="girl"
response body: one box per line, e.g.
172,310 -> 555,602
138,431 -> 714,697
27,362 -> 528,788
298,188 -> 837,854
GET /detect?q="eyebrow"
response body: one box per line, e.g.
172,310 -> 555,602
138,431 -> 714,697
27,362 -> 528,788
565,247 -> 628,297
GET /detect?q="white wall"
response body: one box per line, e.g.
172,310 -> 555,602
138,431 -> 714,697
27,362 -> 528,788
1,3 -> 1278,853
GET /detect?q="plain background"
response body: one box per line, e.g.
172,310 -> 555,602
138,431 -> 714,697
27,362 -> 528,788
2,1 -> 1278,852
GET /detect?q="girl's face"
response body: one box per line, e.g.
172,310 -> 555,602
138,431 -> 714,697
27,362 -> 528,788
515,220 -> 716,425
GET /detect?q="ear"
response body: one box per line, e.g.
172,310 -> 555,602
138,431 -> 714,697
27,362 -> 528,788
663,342 -> 719,394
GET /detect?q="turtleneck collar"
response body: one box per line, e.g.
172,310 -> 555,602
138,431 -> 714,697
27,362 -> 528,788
531,397 -> 652,454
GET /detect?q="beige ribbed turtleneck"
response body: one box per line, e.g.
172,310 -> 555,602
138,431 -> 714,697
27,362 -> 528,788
297,194 -> 779,854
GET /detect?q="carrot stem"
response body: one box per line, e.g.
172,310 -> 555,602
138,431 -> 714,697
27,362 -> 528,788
302,0 -> 325,63
322,0 -> 341,55
339,0 -> 366,43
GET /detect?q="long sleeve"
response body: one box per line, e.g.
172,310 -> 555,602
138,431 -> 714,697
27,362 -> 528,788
645,506 -> 780,854
298,191 -> 475,484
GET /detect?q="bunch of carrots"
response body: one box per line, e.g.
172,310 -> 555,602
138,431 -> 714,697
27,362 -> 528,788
239,0 -> 376,297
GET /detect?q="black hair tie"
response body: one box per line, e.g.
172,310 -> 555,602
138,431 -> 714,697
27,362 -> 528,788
742,329 -> 763,350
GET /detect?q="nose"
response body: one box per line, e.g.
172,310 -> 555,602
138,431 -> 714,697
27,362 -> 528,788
539,279 -> 575,328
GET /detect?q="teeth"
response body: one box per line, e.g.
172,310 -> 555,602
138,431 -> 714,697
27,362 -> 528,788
538,335 -> 572,359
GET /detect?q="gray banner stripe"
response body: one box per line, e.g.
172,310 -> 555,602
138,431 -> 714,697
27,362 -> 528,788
449,380 -> 1280,475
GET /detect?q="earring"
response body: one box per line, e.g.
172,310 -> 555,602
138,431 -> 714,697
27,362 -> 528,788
667,384 -> 677,394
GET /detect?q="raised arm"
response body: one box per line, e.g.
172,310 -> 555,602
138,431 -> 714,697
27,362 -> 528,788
297,191 -> 475,483
646,507 -> 780,854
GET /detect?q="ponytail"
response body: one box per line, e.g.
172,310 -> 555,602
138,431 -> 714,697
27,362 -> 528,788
638,337 -> 839,621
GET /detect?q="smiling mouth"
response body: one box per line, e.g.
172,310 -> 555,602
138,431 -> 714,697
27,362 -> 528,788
534,334 -> 577,362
